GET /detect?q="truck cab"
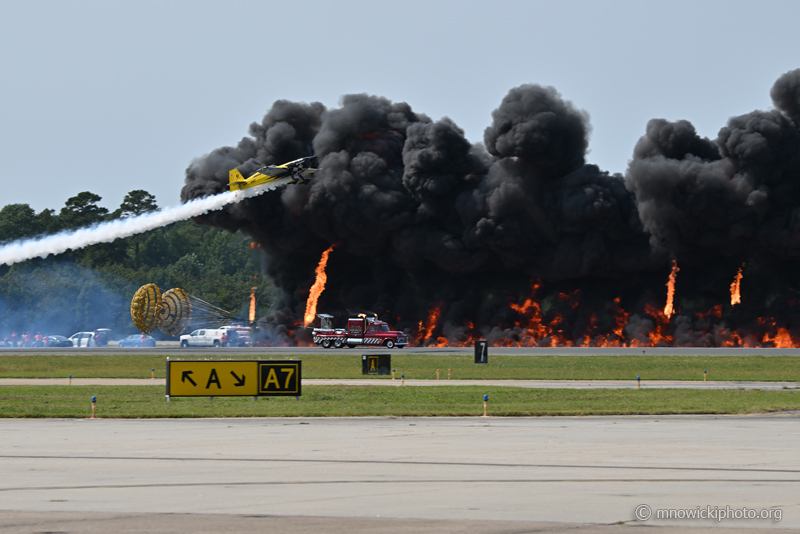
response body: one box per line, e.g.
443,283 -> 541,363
312,313 -> 409,349
346,316 -> 408,349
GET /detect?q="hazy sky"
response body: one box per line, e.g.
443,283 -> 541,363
1,0 -> 798,213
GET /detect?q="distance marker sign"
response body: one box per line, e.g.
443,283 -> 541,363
167,360 -> 301,397
258,361 -> 301,396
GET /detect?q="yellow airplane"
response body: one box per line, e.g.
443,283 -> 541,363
229,156 -> 319,192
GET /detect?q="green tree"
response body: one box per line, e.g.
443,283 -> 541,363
79,240 -> 129,268
168,253 -> 205,289
36,208 -> 60,234
115,190 -> 159,218
112,190 -> 159,268
0,204 -> 45,243
59,192 -> 108,230
137,228 -> 175,268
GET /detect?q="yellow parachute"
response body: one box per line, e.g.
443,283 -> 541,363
130,284 -> 234,336
130,283 -> 162,334
158,288 -> 192,337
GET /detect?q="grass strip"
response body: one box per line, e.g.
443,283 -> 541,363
1,385 -> 799,418
2,354 -> 800,381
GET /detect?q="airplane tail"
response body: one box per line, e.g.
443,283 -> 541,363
229,169 -> 246,191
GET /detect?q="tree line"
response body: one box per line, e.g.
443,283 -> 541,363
0,191 -> 277,340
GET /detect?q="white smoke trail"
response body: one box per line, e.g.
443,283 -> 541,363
0,179 -> 293,267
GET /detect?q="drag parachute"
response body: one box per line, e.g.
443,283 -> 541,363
158,288 -> 191,337
130,284 -> 235,336
131,283 -> 162,334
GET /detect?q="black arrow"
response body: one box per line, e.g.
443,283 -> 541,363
231,371 -> 245,387
181,370 -> 196,386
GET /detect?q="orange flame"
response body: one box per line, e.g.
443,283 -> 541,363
303,245 -> 335,327
420,303 -> 443,345
645,303 -> 674,346
249,287 -> 257,323
730,264 -> 744,306
390,272 -> 800,349
611,298 -> 629,341
663,260 -> 679,318
764,327 -> 794,348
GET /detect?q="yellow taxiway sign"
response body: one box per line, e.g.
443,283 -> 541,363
167,360 -> 301,397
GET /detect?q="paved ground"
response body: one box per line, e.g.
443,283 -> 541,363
2,377 -> 800,390
0,510 -> 783,534
1,415 -> 796,532
1,511 -> 783,534
4,346 -> 800,356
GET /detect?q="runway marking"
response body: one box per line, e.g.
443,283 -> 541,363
3,479 -> 800,492
1,455 -> 799,474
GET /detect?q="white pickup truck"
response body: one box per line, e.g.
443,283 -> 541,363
179,329 -> 224,348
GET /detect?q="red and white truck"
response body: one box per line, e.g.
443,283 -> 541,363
312,313 -> 409,349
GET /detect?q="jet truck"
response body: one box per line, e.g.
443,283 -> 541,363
312,313 -> 409,349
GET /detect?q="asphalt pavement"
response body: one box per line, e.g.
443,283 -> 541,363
1,415 -> 797,533
4,345 -> 800,356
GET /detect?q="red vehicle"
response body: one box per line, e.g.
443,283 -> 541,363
312,313 -> 409,349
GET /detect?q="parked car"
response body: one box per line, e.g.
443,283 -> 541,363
69,329 -> 112,347
118,334 -> 156,348
44,335 -> 72,347
69,332 -> 97,347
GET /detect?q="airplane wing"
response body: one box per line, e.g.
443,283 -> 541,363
232,175 -> 295,194
253,176 -> 294,192
255,165 -> 290,179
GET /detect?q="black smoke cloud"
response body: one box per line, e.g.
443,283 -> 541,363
626,70 -> 800,265
484,84 -> 589,178
182,69 -> 800,346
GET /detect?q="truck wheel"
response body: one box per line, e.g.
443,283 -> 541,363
333,339 -> 344,349
384,339 -> 395,349
213,340 -> 220,347
180,341 -> 188,348
321,339 -> 332,349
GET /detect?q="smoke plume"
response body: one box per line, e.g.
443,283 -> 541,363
0,181 -> 285,267
183,70 -> 800,347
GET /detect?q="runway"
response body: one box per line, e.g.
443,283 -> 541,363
0,415 -> 795,533
3,345 -> 800,356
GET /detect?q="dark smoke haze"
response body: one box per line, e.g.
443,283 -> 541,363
182,69 -> 800,347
